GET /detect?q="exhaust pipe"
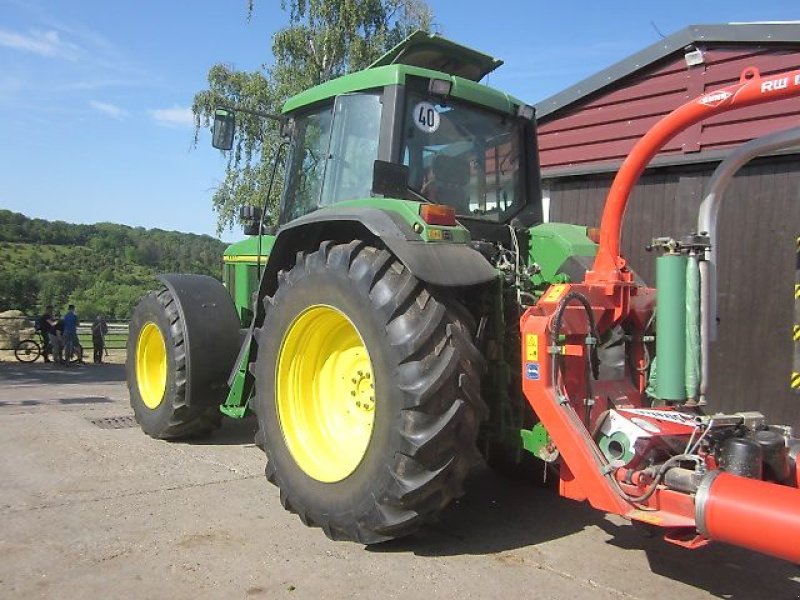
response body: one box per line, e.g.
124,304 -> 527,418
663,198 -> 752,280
696,471 -> 800,563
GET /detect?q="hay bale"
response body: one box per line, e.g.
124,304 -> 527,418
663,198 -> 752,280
0,310 -> 34,348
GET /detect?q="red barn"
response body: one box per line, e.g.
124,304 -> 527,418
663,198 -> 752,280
535,23 -> 800,426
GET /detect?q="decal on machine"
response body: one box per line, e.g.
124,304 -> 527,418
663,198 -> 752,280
525,334 -> 539,361
622,408 -> 698,426
698,90 -> 732,107
412,101 -> 440,133
525,362 -> 540,380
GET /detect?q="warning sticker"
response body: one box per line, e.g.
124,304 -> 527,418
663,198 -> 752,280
525,362 -> 540,380
412,102 -> 440,134
525,334 -> 539,362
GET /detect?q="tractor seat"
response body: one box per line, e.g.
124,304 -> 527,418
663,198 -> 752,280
423,154 -> 471,213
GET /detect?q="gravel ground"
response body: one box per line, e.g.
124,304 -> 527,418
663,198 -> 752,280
0,362 -> 798,600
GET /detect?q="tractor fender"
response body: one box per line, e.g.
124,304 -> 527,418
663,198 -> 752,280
156,274 -> 242,407
259,206 -> 497,299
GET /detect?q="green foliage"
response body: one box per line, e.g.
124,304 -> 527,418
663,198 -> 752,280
0,210 -> 227,319
193,0 -> 433,233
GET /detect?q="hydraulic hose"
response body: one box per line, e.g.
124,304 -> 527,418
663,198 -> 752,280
549,291 -> 599,427
610,454 -> 702,504
546,290 -> 702,508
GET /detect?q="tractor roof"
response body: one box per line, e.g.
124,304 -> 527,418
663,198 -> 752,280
281,33 -> 521,116
368,30 -> 503,81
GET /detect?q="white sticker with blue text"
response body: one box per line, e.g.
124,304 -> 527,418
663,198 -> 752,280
525,362 -> 540,380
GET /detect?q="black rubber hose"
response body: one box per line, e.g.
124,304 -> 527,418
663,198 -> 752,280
549,291 -> 600,427
607,454 -> 701,504
546,291 -> 704,507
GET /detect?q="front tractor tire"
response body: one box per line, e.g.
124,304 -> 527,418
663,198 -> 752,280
254,240 -> 487,544
127,288 -> 223,439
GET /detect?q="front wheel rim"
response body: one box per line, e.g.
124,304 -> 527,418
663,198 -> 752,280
276,305 -> 376,483
136,322 -> 167,409
15,340 -> 39,362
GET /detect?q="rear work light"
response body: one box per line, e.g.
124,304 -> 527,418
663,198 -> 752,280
428,78 -> 452,97
419,204 -> 457,226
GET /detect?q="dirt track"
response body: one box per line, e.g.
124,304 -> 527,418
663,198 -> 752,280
0,362 -> 798,599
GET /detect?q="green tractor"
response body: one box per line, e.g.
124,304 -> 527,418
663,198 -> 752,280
127,32 -> 598,543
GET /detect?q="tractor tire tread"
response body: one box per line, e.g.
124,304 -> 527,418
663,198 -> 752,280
255,241 -> 485,544
129,288 -> 222,440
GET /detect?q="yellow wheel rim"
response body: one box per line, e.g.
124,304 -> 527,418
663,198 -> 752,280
136,322 -> 167,410
276,305 -> 376,483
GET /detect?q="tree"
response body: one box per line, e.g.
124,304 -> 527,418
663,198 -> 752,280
193,0 -> 434,234
0,270 -> 39,313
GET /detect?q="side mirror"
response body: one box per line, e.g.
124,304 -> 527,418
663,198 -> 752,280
372,160 -> 410,199
212,108 -> 235,150
240,205 -> 272,236
239,205 -> 262,221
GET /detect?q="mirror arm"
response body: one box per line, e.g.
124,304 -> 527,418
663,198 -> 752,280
220,104 -> 285,124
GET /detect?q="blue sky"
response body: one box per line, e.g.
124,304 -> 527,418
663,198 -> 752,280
1,1 -> 797,242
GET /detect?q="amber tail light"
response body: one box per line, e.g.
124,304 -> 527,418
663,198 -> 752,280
419,204 -> 457,226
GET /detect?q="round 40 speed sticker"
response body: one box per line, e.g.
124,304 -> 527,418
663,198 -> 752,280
412,102 -> 440,134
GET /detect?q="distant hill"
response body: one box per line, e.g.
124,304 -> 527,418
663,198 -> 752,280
0,210 -> 228,319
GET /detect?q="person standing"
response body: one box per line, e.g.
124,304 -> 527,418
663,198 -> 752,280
35,305 -> 55,363
62,304 -> 84,365
51,312 -> 64,365
91,315 -> 108,364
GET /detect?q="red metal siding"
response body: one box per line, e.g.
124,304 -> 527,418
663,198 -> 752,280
539,46 -> 800,170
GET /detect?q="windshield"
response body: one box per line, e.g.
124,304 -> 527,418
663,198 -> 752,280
402,93 -> 525,221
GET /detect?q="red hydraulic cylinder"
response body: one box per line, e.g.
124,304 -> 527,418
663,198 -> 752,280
696,471 -> 800,564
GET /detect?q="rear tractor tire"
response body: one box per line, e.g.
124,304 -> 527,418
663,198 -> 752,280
254,240 -> 487,543
127,287 -> 223,439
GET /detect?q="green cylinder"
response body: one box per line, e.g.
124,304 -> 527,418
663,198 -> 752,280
656,254 -> 688,401
685,255 -> 701,400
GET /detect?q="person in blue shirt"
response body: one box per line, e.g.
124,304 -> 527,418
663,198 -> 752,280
62,304 -> 84,365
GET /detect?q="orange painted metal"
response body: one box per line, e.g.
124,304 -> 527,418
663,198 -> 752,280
590,67 -> 800,281
519,65 -> 800,562
521,284 -> 644,516
699,472 -> 800,564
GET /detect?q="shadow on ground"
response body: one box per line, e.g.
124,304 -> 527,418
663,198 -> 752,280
373,467 -> 594,557
0,361 -> 126,385
599,517 -> 800,599
198,415 -> 260,447
373,467 -> 800,599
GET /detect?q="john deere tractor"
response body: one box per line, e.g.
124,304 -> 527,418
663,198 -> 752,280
127,32 -> 600,543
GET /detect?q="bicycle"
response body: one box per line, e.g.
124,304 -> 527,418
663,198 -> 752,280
13,331 -> 47,363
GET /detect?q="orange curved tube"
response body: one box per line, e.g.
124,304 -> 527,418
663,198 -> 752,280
592,67 -> 800,280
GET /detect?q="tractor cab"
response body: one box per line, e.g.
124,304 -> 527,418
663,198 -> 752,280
216,32 -> 542,231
